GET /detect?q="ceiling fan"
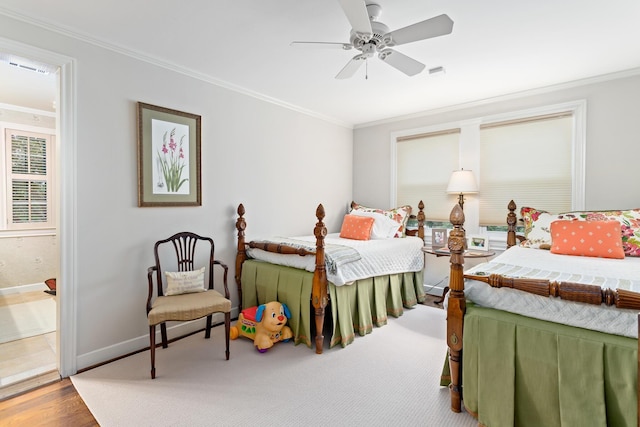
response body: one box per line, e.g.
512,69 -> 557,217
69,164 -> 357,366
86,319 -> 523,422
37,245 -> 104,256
291,1 -> 454,79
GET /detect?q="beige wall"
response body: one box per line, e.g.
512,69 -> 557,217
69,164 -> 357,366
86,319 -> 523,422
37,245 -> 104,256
0,235 -> 57,288
0,107 -> 57,290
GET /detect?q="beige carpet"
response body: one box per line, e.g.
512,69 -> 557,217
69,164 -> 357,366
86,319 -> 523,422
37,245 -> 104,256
72,304 -> 476,426
0,299 -> 56,344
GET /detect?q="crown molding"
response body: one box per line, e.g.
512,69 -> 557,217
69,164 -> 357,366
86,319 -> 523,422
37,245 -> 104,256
0,7 -> 353,130
356,67 -> 640,129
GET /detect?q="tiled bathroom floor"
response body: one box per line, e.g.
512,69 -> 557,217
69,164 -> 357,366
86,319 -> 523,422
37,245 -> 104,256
0,289 -> 58,399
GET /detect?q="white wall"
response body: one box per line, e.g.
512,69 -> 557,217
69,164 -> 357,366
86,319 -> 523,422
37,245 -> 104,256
0,14 -> 353,370
353,72 -> 640,211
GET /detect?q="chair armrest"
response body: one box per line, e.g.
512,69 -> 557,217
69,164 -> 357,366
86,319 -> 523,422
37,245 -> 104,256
146,265 -> 158,315
212,260 -> 230,299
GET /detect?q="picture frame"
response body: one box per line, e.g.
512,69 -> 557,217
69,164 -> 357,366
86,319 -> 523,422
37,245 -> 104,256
467,234 -> 489,251
431,228 -> 448,249
137,102 -> 201,207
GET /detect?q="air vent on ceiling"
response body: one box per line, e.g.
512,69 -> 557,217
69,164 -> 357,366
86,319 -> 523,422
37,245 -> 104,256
0,53 -> 57,75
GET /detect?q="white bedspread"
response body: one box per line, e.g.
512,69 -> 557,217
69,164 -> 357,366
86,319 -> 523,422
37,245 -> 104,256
462,246 -> 640,338
246,233 -> 425,286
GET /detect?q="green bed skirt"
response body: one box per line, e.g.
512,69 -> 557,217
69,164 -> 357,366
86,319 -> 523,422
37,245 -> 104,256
458,304 -> 637,427
240,260 -> 425,349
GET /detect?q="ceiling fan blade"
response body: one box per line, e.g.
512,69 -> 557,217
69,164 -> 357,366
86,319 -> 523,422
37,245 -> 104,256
384,14 -> 454,47
337,0 -> 373,41
335,55 -> 366,79
290,41 -> 353,50
378,49 -> 425,76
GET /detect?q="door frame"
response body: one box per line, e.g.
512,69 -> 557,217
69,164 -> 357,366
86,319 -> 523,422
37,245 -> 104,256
0,37 -> 77,377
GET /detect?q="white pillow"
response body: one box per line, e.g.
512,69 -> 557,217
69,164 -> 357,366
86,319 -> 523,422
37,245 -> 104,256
349,210 -> 398,239
165,266 -> 206,295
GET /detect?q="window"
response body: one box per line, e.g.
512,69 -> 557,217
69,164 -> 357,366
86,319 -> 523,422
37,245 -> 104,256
4,128 -> 55,230
479,113 -> 574,225
395,128 -> 460,224
392,101 -> 586,242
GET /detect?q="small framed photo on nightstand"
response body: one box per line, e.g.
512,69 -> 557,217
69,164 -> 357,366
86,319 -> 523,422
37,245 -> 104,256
432,228 -> 448,249
467,234 -> 489,251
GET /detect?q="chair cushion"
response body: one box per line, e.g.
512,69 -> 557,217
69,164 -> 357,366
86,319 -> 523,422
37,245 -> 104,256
148,289 -> 231,326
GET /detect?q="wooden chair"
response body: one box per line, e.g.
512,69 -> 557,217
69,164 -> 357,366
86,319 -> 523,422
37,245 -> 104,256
146,232 -> 231,379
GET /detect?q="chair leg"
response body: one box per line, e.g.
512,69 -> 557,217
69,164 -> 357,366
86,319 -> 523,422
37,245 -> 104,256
225,312 -> 230,360
205,315 -> 213,339
160,322 -> 168,348
149,325 -> 156,379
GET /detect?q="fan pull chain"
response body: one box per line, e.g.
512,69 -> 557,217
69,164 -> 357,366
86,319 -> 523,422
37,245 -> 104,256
365,59 -> 368,80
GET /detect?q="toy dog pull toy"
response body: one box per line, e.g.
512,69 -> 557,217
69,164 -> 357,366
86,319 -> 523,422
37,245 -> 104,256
230,301 -> 293,353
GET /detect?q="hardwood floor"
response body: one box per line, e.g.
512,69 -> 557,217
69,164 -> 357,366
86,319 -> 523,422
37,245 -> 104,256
0,378 -> 97,426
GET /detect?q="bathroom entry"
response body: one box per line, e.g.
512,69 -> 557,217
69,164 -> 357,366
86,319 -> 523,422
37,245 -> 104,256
0,53 -> 60,398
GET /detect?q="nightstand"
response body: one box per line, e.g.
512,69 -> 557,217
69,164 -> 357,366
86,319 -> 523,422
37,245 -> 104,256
422,246 -> 495,259
422,246 -> 495,304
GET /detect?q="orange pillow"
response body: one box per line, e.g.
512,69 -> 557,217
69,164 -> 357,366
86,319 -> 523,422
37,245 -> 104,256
339,214 -> 375,240
550,220 -> 625,259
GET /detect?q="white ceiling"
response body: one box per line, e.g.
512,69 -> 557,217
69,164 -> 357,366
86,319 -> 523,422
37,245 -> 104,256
1,0 -> 640,127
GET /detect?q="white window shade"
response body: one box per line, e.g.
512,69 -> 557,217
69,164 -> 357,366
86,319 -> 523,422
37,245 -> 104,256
396,129 -> 460,221
479,114 -> 573,225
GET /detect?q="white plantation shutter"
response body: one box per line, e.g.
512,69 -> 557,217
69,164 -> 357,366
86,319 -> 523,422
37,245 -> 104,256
5,129 -> 54,229
479,113 -> 573,225
396,129 -> 460,222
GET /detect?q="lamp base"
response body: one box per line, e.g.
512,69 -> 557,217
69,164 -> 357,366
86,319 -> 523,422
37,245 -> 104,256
458,193 -> 465,209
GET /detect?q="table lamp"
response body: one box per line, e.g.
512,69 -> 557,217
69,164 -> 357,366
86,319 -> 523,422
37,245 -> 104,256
446,169 -> 478,209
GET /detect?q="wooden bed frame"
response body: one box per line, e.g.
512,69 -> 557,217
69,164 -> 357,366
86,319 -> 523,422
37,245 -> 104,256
445,200 -> 640,425
235,201 -> 425,354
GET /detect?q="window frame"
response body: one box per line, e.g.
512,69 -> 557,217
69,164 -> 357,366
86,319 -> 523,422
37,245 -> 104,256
2,126 -> 56,234
390,100 -> 586,249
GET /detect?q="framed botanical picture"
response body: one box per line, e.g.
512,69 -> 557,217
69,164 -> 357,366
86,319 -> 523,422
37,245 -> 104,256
467,234 -> 489,251
137,102 -> 201,207
431,228 -> 448,249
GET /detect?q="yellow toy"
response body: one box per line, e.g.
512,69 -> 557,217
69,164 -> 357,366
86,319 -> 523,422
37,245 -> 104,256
230,301 -> 293,352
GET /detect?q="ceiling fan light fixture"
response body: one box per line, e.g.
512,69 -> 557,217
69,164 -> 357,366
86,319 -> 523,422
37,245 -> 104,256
294,1 -> 454,79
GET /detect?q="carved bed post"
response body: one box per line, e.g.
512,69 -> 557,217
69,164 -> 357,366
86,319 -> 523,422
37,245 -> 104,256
417,200 -> 425,240
506,199 -> 518,248
447,203 -> 466,413
312,204 -> 328,354
235,203 -> 247,308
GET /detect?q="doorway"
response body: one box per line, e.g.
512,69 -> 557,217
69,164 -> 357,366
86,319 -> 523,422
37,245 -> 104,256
0,40 -> 76,397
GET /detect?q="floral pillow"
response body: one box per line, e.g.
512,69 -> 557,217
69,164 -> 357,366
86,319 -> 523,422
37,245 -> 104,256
520,206 -> 640,256
520,207 -> 583,249
351,202 -> 412,238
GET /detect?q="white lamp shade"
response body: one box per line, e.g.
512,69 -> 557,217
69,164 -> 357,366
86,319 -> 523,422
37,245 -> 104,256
446,169 -> 479,194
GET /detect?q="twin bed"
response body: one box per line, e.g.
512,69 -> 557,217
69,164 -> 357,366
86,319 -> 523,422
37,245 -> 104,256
234,201 -> 426,354
445,201 -> 640,426
233,197 -> 639,425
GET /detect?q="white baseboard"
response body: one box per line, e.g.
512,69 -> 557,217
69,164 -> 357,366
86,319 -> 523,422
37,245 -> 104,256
76,307 -> 239,372
424,285 -> 446,296
0,282 -> 47,295
424,275 -> 448,296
